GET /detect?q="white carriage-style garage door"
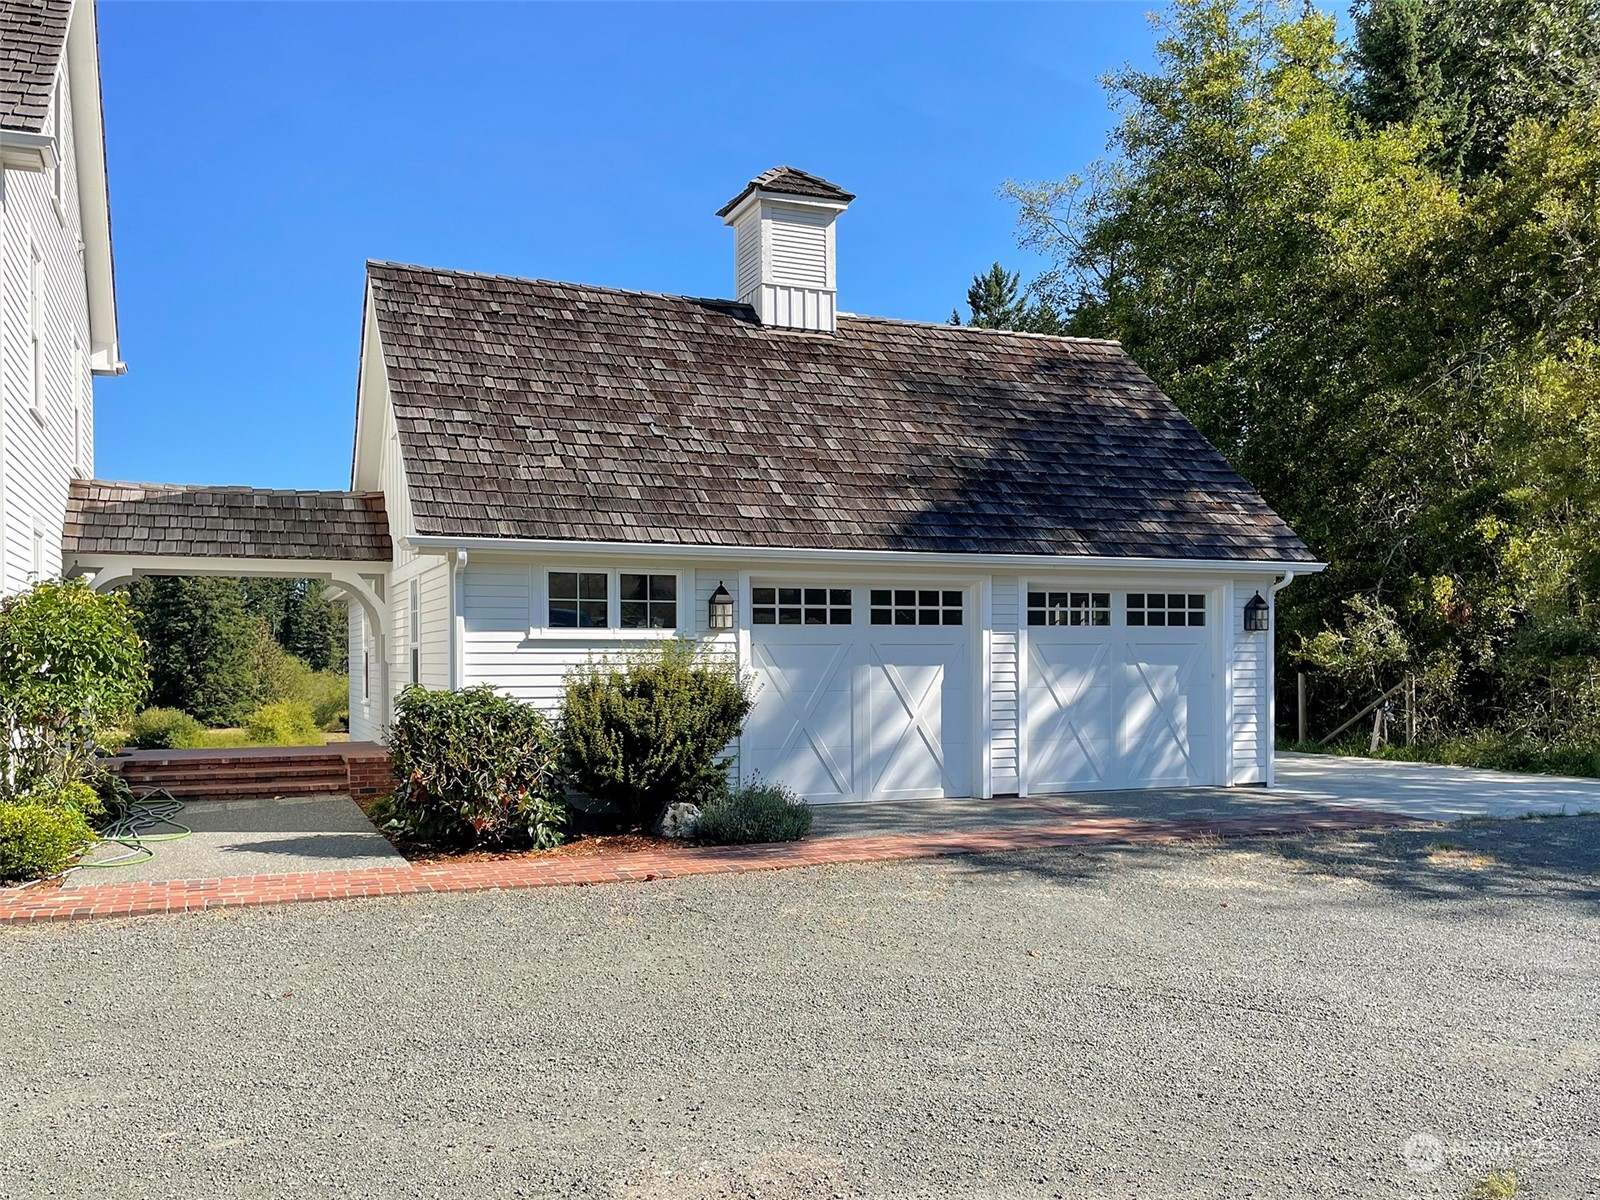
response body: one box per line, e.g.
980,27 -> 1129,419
1025,589 -> 1219,792
743,584 -> 974,803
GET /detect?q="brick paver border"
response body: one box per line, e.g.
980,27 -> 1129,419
0,806 -> 1415,925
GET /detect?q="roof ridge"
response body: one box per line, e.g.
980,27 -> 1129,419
72,479 -> 377,497
838,311 -> 1122,347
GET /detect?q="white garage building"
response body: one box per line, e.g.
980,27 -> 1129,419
67,167 -> 1321,800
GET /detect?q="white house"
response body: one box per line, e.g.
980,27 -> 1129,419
64,166 -> 1321,801
0,0 -> 120,593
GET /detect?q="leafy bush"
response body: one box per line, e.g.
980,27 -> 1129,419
0,781 -> 101,881
0,802 -> 93,880
0,579 -> 147,800
696,778 -> 813,845
246,701 -> 325,746
560,641 -> 752,827
129,706 -> 204,750
297,669 -> 349,731
386,685 -> 566,849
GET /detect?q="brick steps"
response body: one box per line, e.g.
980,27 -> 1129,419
105,744 -> 393,802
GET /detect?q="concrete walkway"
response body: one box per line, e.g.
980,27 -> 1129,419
64,794 -> 406,888
1272,751 -> 1600,821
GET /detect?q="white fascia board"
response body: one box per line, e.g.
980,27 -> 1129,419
403,534 -> 1325,577
0,128 -> 56,171
67,554 -> 392,579
720,189 -> 851,228
66,0 -> 121,375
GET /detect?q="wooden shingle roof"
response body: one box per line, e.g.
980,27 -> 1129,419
0,0 -> 69,133
64,481 -> 392,562
367,262 -> 1314,563
716,166 -> 856,217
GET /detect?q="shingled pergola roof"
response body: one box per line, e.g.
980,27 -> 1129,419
64,481 -> 392,562
0,0 -> 69,133
716,166 -> 856,217
367,263 -> 1314,564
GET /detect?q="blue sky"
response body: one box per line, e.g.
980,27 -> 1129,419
96,1 -> 1156,488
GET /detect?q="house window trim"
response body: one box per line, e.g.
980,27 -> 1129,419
529,566 -> 687,640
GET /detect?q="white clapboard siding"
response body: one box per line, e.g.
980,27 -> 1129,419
734,209 -> 762,301
375,387 -> 416,570
347,605 -> 379,743
766,206 -> 830,288
1,64 -> 91,593
391,558 -> 451,692
1230,581 -> 1270,783
989,576 -> 1020,794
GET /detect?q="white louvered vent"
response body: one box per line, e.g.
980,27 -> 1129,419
768,208 -> 829,288
734,210 -> 762,299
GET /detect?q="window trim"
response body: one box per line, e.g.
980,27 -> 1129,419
1126,591 -> 1208,628
408,578 -> 421,685
530,566 -> 686,639
27,238 -> 43,423
751,583 -> 855,627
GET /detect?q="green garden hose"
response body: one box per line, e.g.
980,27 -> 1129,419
78,788 -> 192,869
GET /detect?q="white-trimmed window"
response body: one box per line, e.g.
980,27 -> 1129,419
408,578 -> 420,685
28,240 -> 43,422
542,569 -> 680,633
1028,590 -> 1110,627
1127,593 -> 1207,627
752,586 -> 852,626
30,525 -> 44,578
362,650 -> 371,701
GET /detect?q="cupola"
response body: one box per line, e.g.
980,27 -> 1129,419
717,166 -> 854,332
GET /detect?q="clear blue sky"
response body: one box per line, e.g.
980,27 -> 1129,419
96,1 -> 1156,489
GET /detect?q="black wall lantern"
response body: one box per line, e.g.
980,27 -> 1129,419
1243,591 -> 1270,633
709,582 -> 735,630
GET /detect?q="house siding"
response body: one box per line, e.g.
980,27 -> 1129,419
1229,580 -> 1270,783
0,62 -> 91,594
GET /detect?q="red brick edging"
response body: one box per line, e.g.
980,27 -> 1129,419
0,806 -> 1414,926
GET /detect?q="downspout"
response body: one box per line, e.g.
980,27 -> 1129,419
1264,571 -> 1297,788
449,549 -> 469,689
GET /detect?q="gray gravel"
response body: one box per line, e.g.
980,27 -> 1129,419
2,817 -> 1597,1199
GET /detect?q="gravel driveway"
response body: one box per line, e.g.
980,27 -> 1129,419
2,817 -> 1596,1199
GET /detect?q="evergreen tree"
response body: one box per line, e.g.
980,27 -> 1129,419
951,262 -> 1068,334
125,577 -> 261,726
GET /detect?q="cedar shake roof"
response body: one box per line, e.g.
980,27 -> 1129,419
64,481 -> 392,561
367,262 -> 1314,563
716,166 -> 856,217
0,0 -> 69,133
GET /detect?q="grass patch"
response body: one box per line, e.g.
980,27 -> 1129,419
1281,732 -> 1600,778
1466,1170 -> 1518,1200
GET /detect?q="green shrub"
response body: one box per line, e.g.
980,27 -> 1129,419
0,578 -> 147,799
297,669 -> 349,731
696,778 -> 813,845
0,798 -> 94,881
129,706 -> 204,750
387,685 -> 566,849
559,640 -> 752,827
246,700 -> 325,746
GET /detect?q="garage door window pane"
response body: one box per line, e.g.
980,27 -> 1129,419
871,587 -> 963,626
1030,591 -> 1109,626
755,585 -> 852,626
1126,593 -> 1205,627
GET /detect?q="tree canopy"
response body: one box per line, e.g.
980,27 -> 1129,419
970,0 -> 1600,743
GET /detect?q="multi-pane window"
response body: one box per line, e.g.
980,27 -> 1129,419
72,338 -> 85,475
548,571 -> 609,628
869,588 -> 963,626
752,586 -> 852,625
408,578 -> 421,684
620,573 -> 676,629
1028,591 -> 1110,627
1127,593 -> 1206,627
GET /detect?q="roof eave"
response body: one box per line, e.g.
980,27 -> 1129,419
66,0 -> 121,375
717,186 -> 853,224
404,533 -> 1325,575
